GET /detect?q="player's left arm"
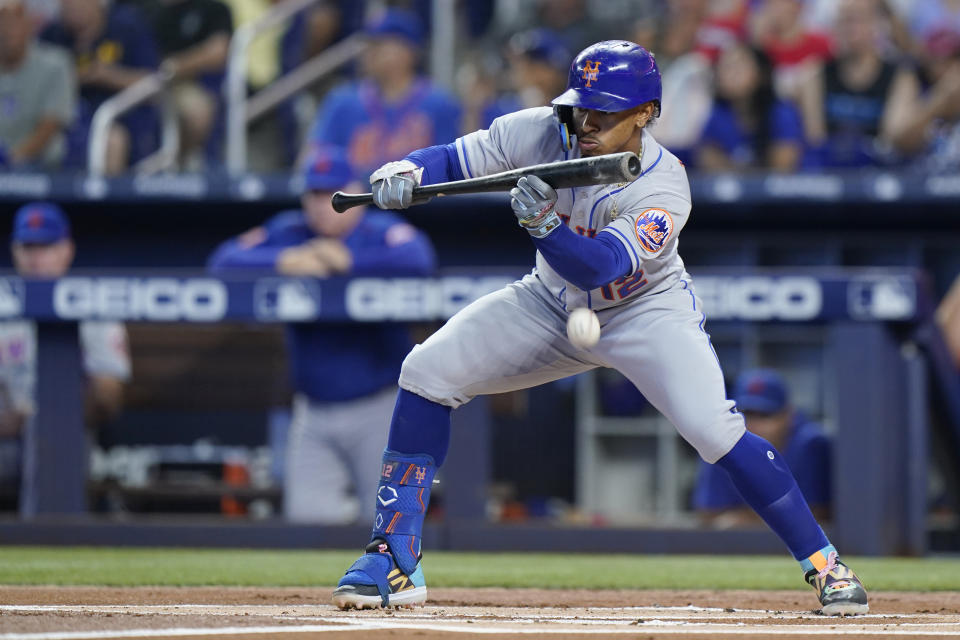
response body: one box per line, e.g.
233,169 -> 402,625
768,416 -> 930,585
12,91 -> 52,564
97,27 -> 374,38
596,192 -> 692,276
513,176 -> 687,291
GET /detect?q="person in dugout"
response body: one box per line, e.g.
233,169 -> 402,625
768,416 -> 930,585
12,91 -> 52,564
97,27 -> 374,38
693,368 -> 832,526
0,202 -> 131,514
207,146 -> 436,524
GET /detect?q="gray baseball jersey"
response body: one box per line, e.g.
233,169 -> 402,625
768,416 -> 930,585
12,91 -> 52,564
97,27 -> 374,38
400,108 -> 745,463
455,107 -> 691,311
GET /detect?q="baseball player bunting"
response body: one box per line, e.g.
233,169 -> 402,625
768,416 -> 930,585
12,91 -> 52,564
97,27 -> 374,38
331,40 -> 868,616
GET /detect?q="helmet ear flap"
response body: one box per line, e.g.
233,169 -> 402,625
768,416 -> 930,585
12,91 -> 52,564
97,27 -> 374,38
553,105 -> 575,150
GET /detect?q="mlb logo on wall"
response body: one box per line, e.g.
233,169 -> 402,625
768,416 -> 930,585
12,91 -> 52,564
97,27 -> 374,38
0,278 -> 25,318
254,278 -> 320,321
848,276 -> 916,321
635,208 -> 674,252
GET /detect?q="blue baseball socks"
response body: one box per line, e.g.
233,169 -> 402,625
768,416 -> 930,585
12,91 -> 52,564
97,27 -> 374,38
714,430 -> 835,570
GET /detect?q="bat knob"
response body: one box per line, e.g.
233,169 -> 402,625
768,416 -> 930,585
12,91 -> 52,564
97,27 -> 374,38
331,191 -> 351,213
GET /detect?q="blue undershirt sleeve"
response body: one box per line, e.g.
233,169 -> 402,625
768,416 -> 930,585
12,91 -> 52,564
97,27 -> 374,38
404,143 -> 464,186
531,224 -> 633,291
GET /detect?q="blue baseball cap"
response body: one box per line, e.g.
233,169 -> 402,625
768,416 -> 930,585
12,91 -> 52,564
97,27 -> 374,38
12,202 -> 71,244
509,29 -> 571,70
301,145 -> 355,192
734,369 -> 789,414
364,9 -> 424,47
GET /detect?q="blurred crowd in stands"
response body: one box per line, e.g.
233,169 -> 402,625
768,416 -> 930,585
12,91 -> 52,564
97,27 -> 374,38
2,0 -> 960,176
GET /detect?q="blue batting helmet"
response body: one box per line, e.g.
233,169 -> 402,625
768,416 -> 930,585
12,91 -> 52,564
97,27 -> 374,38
552,40 -> 661,116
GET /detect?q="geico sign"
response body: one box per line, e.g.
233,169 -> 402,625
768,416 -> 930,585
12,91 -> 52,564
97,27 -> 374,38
695,276 -> 822,321
346,277 -> 515,321
54,278 -> 227,321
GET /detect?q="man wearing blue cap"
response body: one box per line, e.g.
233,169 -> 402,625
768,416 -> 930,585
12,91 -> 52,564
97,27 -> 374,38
1,202 -> 131,511
303,8 -> 461,180
207,146 -> 436,523
693,369 -> 832,525
486,29 -> 572,126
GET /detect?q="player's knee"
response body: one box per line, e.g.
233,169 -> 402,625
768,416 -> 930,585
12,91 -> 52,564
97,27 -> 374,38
398,345 -> 461,408
675,413 -> 746,464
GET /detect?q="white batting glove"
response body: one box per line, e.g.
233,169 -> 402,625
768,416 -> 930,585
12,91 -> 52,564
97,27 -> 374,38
510,175 -> 561,238
369,160 -> 424,210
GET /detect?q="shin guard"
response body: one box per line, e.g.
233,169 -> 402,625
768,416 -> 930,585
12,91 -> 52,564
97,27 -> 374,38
372,450 -> 436,575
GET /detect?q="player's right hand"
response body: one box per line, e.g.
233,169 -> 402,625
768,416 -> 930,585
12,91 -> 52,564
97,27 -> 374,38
369,160 -> 423,209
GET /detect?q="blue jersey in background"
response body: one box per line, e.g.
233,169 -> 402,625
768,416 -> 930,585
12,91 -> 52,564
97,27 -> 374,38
692,412 -> 832,511
208,209 -> 436,402
308,80 -> 461,179
698,99 -> 807,169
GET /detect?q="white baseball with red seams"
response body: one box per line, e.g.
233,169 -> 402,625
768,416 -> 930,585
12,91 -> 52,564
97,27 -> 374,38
566,307 -> 600,349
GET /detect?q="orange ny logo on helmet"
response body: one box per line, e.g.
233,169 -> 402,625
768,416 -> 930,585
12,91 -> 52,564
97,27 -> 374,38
582,60 -> 601,87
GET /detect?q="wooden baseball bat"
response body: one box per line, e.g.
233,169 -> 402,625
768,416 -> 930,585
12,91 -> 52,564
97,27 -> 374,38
331,151 -> 641,213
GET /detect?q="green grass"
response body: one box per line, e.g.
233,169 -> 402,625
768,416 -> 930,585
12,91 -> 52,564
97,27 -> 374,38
0,547 -> 958,590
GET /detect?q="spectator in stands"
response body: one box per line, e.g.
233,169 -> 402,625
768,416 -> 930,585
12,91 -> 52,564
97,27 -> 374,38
797,0 -> 921,168
891,28 -> 960,168
531,0 -> 634,52
207,146 -> 436,524
909,0 -> 960,46
277,0 -> 354,165
693,369 -> 832,526
460,28 -> 570,133
751,0 -> 833,99
0,203 -> 131,514
937,274 -> 960,369
23,0 -> 58,30
303,8 -> 461,180
485,0 -> 655,54
0,0 -> 75,169
644,0 -> 716,166
41,0 -> 160,174
147,0 -> 233,170
697,43 -> 806,171
281,0 -> 349,72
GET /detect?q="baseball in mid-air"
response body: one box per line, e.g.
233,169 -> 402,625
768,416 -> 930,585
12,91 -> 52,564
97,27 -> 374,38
566,307 -> 601,349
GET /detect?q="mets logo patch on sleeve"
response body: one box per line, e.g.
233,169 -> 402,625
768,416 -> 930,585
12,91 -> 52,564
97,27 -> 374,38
635,208 -> 674,252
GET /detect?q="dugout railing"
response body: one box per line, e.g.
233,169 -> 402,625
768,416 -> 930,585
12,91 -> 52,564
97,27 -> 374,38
0,268 -> 954,557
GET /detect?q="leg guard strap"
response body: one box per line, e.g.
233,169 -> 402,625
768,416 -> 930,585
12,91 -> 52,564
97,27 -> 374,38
372,449 -> 436,575
345,553 -> 392,607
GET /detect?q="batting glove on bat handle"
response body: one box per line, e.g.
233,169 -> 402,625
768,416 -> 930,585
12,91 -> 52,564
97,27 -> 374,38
510,175 -> 562,238
369,160 -> 425,210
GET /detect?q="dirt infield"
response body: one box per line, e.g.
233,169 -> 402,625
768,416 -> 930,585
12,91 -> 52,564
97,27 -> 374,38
0,586 -> 959,639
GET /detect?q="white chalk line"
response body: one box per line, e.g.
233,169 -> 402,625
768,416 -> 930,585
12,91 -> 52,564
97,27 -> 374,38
2,603 -> 960,639
1,604 -> 952,621
4,622 -> 960,639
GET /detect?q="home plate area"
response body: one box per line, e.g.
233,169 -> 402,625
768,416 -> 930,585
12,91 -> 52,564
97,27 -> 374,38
0,587 -> 958,639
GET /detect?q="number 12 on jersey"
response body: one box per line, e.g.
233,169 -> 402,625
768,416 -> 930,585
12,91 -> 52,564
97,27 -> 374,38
600,270 -> 648,301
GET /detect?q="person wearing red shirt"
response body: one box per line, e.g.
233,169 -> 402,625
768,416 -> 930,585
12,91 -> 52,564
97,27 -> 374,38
752,0 -> 833,98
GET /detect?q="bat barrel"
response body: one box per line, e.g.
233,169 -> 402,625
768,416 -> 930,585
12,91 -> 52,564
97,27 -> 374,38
330,152 -> 641,212
541,152 -> 640,190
